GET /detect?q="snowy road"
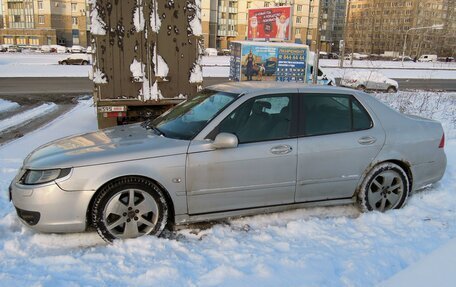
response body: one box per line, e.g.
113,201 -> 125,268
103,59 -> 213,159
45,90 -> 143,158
0,92 -> 455,286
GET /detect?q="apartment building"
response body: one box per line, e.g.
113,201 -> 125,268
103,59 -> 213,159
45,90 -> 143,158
202,0 -> 342,52
345,0 -> 456,56
0,0 -> 89,47
332,0 -> 346,52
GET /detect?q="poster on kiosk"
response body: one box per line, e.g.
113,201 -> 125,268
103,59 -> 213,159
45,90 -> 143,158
247,6 -> 292,41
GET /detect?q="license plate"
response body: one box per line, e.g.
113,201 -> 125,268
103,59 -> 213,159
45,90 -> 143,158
97,106 -> 126,113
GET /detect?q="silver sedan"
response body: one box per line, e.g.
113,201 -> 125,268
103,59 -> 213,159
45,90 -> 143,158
10,83 -> 446,242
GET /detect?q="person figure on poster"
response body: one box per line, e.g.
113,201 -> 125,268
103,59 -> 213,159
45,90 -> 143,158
275,14 -> 290,40
258,63 -> 265,81
249,16 -> 258,38
245,50 -> 255,81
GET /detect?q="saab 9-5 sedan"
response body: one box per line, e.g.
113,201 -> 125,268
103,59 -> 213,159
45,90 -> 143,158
10,83 -> 446,242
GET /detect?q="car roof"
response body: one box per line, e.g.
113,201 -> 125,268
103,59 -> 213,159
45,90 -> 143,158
206,82 -> 359,95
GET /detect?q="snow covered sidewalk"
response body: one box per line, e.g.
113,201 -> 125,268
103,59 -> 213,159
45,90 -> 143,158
0,93 -> 455,286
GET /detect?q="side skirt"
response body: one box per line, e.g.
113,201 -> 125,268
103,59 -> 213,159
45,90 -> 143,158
174,197 -> 355,226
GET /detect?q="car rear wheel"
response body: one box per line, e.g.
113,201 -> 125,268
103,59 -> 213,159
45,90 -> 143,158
82,60 -> 88,65
61,61 -> 68,65
356,85 -> 366,91
92,177 -> 169,242
387,86 -> 397,93
358,162 -> 409,212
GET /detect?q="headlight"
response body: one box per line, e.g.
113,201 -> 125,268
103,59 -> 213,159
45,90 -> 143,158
21,168 -> 72,185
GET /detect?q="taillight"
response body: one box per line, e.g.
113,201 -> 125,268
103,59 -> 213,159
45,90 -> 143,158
439,133 -> 445,148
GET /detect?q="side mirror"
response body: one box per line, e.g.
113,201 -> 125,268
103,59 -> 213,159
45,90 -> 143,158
212,133 -> 238,149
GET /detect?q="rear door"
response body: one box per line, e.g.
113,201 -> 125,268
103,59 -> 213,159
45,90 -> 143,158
295,92 -> 385,202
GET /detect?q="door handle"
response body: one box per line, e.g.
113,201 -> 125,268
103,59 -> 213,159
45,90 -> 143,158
270,145 -> 292,155
358,136 -> 377,145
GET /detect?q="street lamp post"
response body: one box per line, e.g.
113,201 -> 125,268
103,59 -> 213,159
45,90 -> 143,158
401,24 -> 444,65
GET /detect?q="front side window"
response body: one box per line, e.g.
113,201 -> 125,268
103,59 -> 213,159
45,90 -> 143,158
211,95 -> 294,143
300,94 -> 372,136
151,90 -> 238,140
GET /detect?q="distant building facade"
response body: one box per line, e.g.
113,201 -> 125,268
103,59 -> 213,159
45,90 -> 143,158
345,0 -> 456,57
202,0 -> 342,52
0,0 -> 90,47
331,0 -> 346,52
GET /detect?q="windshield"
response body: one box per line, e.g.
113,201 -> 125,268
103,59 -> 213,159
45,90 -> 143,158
150,89 -> 239,140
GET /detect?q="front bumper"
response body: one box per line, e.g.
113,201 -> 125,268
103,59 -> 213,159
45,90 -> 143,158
11,181 -> 95,233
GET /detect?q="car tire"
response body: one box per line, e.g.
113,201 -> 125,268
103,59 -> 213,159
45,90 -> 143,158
82,60 -> 89,65
61,61 -> 68,65
91,176 -> 169,242
357,162 -> 410,213
356,85 -> 366,91
387,86 -> 397,93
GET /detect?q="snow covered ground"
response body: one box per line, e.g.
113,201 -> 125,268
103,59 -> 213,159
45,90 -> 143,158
1,53 -> 456,79
0,92 -> 455,286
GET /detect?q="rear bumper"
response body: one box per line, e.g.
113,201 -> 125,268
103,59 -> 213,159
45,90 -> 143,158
411,151 -> 447,191
11,181 -> 95,233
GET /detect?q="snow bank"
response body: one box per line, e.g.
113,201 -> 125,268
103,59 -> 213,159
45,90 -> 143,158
0,93 -> 455,286
0,99 -> 19,113
0,103 -> 57,133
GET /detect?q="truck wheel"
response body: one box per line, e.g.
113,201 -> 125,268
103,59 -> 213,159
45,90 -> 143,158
357,162 -> 409,213
92,177 -> 169,242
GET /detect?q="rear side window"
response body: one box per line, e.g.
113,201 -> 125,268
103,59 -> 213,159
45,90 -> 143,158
299,94 -> 372,136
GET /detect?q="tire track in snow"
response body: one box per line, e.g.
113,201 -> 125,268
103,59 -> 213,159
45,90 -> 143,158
0,103 -> 57,133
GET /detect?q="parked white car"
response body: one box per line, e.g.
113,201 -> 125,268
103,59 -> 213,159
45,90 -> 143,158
70,45 -> 87,53
418,54 -> 437,62
340,71 -> 398,93
204,48 -> 218,56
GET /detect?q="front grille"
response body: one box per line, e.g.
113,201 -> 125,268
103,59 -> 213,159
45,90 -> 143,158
15,207 -> 41,226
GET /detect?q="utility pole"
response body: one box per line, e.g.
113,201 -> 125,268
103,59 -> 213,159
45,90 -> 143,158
312,0 -> 323,84
340,0 -> 350,68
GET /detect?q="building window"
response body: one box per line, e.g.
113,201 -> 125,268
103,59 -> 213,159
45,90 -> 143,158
296,16 -> 302,24
71,3 -> 77,12
297,4 -> 302,12
14,15 -> 21,23
38,1 -> 44,10
295,28 -> 301,34
247,2 -> 251,9
72,17 -> 78,25
38,15 -> 45,24
264,2 -> 270,7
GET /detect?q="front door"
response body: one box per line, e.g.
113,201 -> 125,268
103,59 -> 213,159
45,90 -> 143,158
187,94 -> 298,214
296,92 -> 385,202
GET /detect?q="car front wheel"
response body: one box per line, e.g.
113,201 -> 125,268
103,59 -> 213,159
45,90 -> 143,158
387,86 -> 397,93
358,162 -> 409,212
356,85 -> 366,91
92,177 -> 169,242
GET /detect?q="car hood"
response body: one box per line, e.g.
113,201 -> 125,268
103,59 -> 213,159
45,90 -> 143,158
24,123 -> 190,169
